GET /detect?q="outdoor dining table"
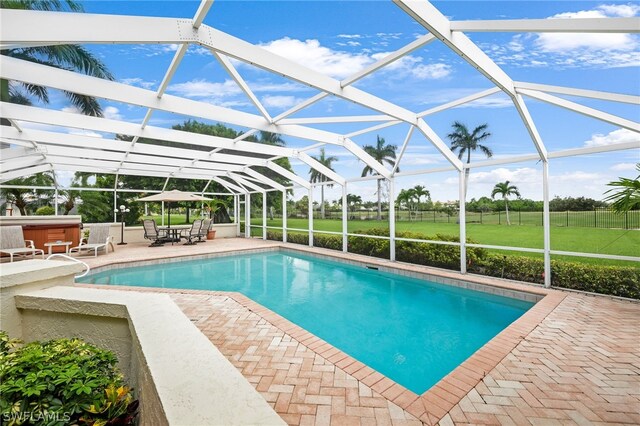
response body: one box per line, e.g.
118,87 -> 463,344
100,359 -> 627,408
159,227 -> 181,245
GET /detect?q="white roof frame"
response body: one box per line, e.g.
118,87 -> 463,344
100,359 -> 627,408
0,1 -> 637,190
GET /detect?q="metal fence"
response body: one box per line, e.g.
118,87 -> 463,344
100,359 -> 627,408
294,209 -> 640,230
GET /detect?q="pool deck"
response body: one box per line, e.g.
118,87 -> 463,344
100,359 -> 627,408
76,238 -> 640,425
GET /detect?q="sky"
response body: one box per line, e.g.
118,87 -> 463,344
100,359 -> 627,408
13,0 -> 640,203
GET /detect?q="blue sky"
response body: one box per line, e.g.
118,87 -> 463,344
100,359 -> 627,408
22,1 -> 640,202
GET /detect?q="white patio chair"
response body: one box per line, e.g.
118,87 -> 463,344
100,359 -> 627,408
69,224 -> 115,257
0,226 -> 45,262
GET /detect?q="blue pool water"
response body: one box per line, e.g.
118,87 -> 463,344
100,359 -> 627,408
80,251 -> 533,394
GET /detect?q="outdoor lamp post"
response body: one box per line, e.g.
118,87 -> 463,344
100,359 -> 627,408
114,204 -> 130,245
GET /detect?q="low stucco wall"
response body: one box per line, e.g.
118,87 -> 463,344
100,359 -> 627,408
104,223 -> 238,244
1,260 -> 284,426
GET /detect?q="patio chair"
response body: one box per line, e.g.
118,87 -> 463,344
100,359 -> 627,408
196,218 -> 212,242
69,224 -> 115,257
180,219 -> 203,245
143,219 -> 167,247
0,226 -> 45,262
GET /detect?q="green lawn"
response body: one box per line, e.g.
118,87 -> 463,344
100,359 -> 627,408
248,218 -> 639,267
143,214 -> 638,267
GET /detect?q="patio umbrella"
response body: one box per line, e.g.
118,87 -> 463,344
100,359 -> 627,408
137,190 -> 212,227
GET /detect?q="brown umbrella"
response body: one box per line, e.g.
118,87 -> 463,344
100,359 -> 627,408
137,190 -> 212,227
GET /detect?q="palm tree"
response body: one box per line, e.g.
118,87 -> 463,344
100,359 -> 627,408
412,185 -> 430,211
309,148 -> 338,219
491,181 -> 520,225
448,121 -> 493,199
1,1 -> 114,116
604,164 -> 640,213
361,135 -> 398,220
396,188 -> 418,220
1,172 -> 55,215
258,131 -> 285,146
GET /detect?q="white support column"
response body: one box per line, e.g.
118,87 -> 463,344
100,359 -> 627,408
262,191 -> 267,240
113,190 -> 117,223
459,171 -> 467,274
342,183 -> 348,252
235,195 -> 240,236
543,160 -> 551,288
245,193 -> 251,238
389,177 -> 396,261
282,190 -> 287,243
308,187 -> 314,247
54,188 -> 59,215
161,201 -> 165,226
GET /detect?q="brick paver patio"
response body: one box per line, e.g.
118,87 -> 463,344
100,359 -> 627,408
78,239 -> 640,425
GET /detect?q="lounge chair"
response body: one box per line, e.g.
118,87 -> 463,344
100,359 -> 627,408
196,218 -> 212,242
181,219 -> 203,245
69,224 -> 115,257
143,219 -> 167,247
0,226 -> 45,262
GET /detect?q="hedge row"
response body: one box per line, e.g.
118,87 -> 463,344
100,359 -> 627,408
267,229 -> 640,299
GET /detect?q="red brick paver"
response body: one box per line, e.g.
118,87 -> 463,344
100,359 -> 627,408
77,240 -> 640,425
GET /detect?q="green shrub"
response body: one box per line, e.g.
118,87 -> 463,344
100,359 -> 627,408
0,332 -> 138,426
469,254 -> 640,299
34,206 -> 55,216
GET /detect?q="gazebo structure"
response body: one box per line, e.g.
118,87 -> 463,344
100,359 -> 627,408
1,0 -> 638,288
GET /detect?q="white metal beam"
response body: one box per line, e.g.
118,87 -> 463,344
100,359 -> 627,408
1,164 -> 52,182
518,89 -> 640,132
213,52 -> 273,122
395,0 -> 548,160
418,87 -> 501,117
0,56 -> 345,146
298,152 -> 346,185
0,103 -> 294,157
514,81 -> 640,105
266,161 -> 310,189
243,167 -> 285,191
450,18 -> 640,33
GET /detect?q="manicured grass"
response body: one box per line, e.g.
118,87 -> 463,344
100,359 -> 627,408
249,218 -> 639,267
142,214 -> 190,226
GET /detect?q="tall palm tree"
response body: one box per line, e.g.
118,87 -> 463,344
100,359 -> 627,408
1,1 -> 114,117
491,181 -> 520,225
604,164 -> 640,213
309,148 -> 338,219
448,121 -> 493,199
361,135 -> 398,220
396,188 -> 418,221
258,131 -> 285,147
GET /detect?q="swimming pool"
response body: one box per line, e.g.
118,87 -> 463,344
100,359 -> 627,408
80,250 -> 534,394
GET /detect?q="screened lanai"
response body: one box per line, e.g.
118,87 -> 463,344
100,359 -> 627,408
1,0 -> 638,288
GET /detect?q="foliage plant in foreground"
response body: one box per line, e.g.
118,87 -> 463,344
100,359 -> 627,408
0,332 -> 138,426
266,228 -> 640,299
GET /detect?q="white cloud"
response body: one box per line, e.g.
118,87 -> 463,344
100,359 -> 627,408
261,95 -> 304,109
445,167 -> 542,186
168,79 -> 241,98
485,5 -> 640,69
61,106 -> 80,114
103,106 -> 123,121
120,77 -> 156,90
536,8 -> 638,52
337,34 -> 362,39
597,3 -> 640,17
584,128 -> 640,147
259,38 -> 373,79
258,38 -> 450,81
611,162 -> 639,171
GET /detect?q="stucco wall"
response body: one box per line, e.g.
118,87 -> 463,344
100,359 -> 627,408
105,223 -> 238,243
2,260 -> 284,426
